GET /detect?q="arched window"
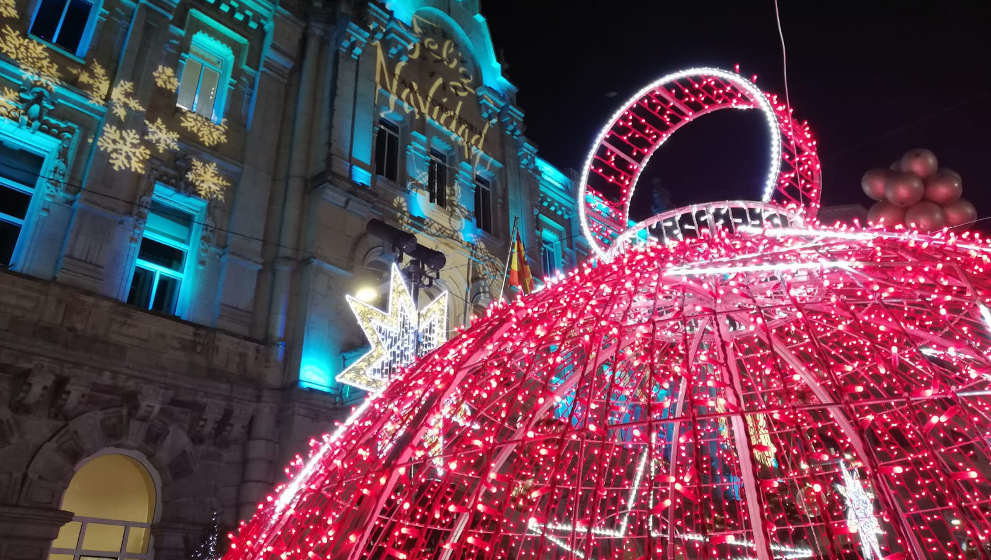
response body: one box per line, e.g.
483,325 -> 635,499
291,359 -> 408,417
49,451 -> 158,560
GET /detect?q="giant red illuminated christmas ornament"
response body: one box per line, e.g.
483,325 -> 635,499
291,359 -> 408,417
226,68 -> 991,559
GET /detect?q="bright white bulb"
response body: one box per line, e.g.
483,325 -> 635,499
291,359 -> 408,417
354,286 -> 378,302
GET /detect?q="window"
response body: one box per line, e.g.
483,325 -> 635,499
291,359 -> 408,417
177,42 -> 226,121
0,142 -> 44,268
427,149 -> 447,207
540,230 -> 562,275
29,0 -> 95,56
127,200 -> 194,315
49,453 -> 157,560
473,175 -> 492,233
374,119 -> 400,182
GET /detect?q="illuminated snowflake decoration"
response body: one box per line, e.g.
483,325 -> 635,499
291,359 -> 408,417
187,158 -> 230,200
78,62 -> 110,104
0,86 -> 17,108
0,0 -> 16,19
180,111 -> 227,147
153,65 -> 180,91
109,81 -> 142,120
336,263 -> 448,393
98,124 -> 150,173
144,118 -> 179,152
0,26 -> 59,84
837,462 -> 884,560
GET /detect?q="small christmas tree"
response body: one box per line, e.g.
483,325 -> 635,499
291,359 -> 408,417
189,511 -> 221,560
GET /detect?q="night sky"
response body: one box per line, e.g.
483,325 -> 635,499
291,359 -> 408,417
485,1 -> 991,222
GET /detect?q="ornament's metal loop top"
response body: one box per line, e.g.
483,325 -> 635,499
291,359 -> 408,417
605,200 -> 806,259
578,67 -> 822,257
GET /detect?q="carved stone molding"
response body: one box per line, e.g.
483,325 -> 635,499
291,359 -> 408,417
10,363 -> 60,415
0,504 -> 73,560
49,377 -> 89,420
338,20 -> 372,59
499,104 -> 525,138
130,385 -> 174,423
477,86 -> 505,124
0,78 -> 78,212
518,141 -> 537,171
148,153 -> 196,198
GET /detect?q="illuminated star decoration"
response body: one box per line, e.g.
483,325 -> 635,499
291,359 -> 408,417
836,461 -> 884,559
336,263 -> 447,393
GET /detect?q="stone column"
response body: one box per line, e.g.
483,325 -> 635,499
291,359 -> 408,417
0,504 -> 72,560
237,399 -> 279,521
265,23 -> 326,355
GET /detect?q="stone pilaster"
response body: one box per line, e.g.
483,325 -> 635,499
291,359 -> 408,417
0,504 -> 72,560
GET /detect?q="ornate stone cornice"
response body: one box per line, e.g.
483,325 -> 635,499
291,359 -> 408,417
338,20 -> 372,59
518,141 -> 537,171
476,86 -> 505,123
537,192 -> 571,219
366,2 -> 417,62
500,104 -> 524,138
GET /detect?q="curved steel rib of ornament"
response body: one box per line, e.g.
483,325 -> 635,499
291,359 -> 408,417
578,67 -> 822,257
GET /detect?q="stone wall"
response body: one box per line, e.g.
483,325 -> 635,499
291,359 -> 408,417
0,270 -> 346,559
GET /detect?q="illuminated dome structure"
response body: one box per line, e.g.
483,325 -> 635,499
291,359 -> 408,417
225,69 -> 991,559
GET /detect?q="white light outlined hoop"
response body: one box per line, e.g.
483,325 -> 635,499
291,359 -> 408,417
578,67 -> 822,257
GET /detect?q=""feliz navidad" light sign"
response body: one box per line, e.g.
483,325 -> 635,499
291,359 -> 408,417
374,15 -> 491,161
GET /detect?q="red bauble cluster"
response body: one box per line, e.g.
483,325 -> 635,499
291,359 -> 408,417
863,148 -> 977,230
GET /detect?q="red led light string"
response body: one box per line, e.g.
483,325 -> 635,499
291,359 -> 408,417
780,264 -> 928,557
225,65 -> 991,558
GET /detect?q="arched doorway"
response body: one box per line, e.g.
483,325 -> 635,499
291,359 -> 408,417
48,450 -> 159,560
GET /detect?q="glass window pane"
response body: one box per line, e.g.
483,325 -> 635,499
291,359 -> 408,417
385,134 -> 398,181
125,526 -> 149,554
0,186 -> 30,220
427,160 -> 437,202
190,44 -> 223,68
138,238 -> 185,271
374,127 -> 387,176
0,220 -> 20,266
196,67 -> 219,118
48,554 -> 75,560
127,266 -> 154,309
151,275 -> 180,314
0,141 -> 44,186
177,59 -> 202,110
55,0 -> 92,52
81,522 -> 125,552
50,520 -> 81,549
29,0 -> 64,42
146,201 -> 192,245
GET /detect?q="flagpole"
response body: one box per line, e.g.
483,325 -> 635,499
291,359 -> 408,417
498,216 -> 519,301
462,243 -> 474,325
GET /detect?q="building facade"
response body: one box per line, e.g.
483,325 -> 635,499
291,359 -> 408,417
0,0 -> 587,558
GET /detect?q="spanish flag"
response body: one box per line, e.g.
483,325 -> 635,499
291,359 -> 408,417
508,231 -> 534,295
